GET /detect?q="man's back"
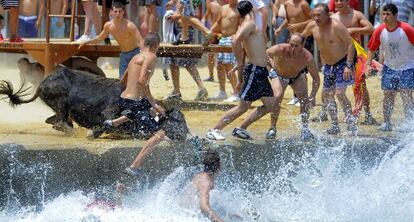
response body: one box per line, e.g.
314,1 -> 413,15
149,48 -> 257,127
242,21 -> 267,66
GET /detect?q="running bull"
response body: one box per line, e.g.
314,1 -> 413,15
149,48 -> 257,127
0,67 -> 189,140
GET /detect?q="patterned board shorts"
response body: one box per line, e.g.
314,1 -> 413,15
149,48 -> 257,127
0,0 -> 19,9
217,36 -> 235,64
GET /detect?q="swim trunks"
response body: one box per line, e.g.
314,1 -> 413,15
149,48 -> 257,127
239,64 -> 273,101
119,47 -> 140,78
323,56 -> 355,89
381,65 -> 414,90
18,15 -> 38,38
217,36 -> 235,64
269,68 -> 307,85
139,0 -> 161,6
118,97 -> 160,134
0,0 -> 19,9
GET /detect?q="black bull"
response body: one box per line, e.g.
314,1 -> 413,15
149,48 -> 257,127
0,68 -> 189,140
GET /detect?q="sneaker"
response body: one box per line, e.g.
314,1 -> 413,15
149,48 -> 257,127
326,124 -> 340,135
124,167 -> 141,176
378,122 -> 392,132
265,127 -> 277,139
360,114 -> 378,125
311,111 -> 328,122
9,34 -> 23,42
224,95 -> 240,103
232,127 -> 253,140
74,34 -> 91,43
301,127 -> 314,141
287,97 -> 299,105
203,76 -> 214,82
206,129 -> 226,140
194,88 -> 208,101
172,38 -> 190,45
210,91 -> 227,101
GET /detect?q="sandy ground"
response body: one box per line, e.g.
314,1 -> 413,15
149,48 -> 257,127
0,55 -> 405,152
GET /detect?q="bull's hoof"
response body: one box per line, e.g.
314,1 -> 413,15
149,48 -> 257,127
52,122 -> 74,134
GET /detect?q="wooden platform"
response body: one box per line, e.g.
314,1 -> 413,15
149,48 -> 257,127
0,38 -> 232,74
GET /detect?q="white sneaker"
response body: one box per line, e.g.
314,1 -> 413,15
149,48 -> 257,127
75,34 -> 92,43
224,95 -> 240,102
287,97 -> 299,105
210,91 -> 228,101
206,129 -> 226,140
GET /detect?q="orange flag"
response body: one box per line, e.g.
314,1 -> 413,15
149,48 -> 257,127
352,40 -> 382,117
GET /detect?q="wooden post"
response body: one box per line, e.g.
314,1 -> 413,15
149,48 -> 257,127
69,0 -> 77,41
45,0 -> 50,43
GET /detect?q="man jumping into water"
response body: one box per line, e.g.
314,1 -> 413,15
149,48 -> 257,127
266,33 -> 320,140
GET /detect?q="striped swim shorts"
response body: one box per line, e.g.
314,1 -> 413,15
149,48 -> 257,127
217,36 -> 235,64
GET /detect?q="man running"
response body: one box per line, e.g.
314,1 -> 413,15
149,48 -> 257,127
266,33 -> 320,140
206,1 -> 274,140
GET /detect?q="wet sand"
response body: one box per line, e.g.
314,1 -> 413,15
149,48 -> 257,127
0,60 -> 404,153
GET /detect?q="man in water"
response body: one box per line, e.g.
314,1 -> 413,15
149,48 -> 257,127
266,33 -> 320,140
366,4 -> 414,131
77,1 -> 144,78
302,3 -> 357,135
331,0 -> 376,125
206,0 -> 274,140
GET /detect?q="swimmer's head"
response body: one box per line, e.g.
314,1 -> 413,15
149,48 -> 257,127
237,1 -> 253,18
203,149 -> 221,174
144,32 -> 161,52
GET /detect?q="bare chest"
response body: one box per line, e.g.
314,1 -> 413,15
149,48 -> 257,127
20,0 -> 38,15
335,14 -> 359,28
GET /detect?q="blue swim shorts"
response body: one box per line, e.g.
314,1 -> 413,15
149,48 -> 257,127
119,47 -> 140,78
381,65 -> 414,91
323,56 -> 354,89
239,64 -> 273,101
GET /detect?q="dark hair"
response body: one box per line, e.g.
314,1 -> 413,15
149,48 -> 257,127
383,4 -> 398,15
144,32 -> 160,48
288,33 -> 305,44
314,3 -> 330,14
203,149 -> 221,174
112,1 -> 125,9
237,1 -> 253,18
0,15 -> 3,21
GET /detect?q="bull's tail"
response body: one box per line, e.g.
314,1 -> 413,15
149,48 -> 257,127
0,80 -> 39,107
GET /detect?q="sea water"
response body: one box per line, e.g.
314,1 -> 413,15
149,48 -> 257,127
1,129 -> 413,221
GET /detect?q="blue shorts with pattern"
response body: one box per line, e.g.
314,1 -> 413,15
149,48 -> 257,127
217,36 -> 235,64
119,47 -> 140,78
323,57 -> 354,89
381,65 -> 414,90
50,17 -> 65,38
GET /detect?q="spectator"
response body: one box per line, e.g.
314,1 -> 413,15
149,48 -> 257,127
50,0 -> 68,38
18,0 -> 44,38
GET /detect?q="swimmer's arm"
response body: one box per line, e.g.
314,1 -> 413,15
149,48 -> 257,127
198,181 -> 224,222
306,56 -> 320,99
348,12 -> 373,35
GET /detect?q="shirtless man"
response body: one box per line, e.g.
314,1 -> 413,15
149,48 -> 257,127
1,0 -> 23,42
266,33 -> 320,140
332,0 -> 376,125
18,0 -> 45,38
201,0 -> 223,85
95,33 -> 166,176
49,0 -> 68,38
272,0 -> 289,44
208,0 -> 240,101
77,1 -> 144,78
206,1 -> 274,140
302,3 -> 357,135
275,0 -> 311,37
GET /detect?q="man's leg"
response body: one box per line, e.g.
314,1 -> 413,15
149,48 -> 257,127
83,1 -> 102,34
380,90 -> 397,130
225,64 -> 238,95
324,88 -> 340,134
185,65 -> 208,101
400,89 -> 413,120
145,4 -> 159,33
170,64 -> 181,95
239,96 -> 274,130
129,129 -> 166,169
268,77 -> 287,130
213,100 -> 251,130
291,75 -> 314,139
212,63 -> 228,100
361,81 -> 377,124
205,53 -> 215,81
